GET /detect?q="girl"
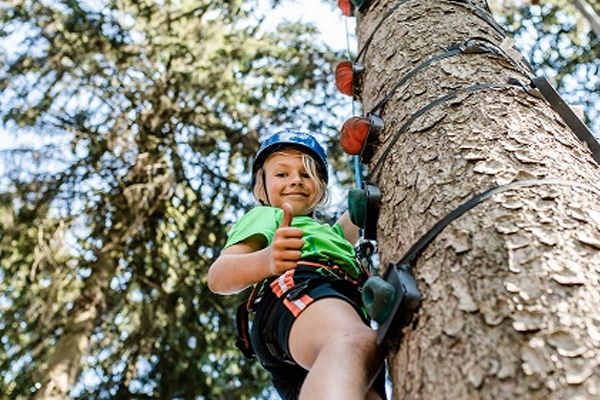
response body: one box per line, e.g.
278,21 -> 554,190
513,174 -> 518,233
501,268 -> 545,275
208,131 -> 385,400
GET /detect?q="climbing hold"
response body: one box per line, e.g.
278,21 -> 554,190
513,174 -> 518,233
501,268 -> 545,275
348,188 -> 367,228
339,114 -> 383,163
337,0 -> 354,16
363,276 -> 396,324
340,116 -> 369,155
335,61 -> 364,97
348,182 -> 380,240
375,265 -> 421,345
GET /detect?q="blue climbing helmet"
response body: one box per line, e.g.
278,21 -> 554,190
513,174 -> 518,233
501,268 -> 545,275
252,130 -> 329,184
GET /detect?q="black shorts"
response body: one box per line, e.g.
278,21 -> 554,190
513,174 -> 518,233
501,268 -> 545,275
249,264 -> 384,400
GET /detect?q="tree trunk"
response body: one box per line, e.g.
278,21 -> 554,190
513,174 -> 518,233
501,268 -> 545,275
33,250 -> 118,400
355,1 -> 600,398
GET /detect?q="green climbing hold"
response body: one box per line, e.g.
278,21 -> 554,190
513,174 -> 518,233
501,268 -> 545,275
362,276 -> 396,324
348,188 -> 367,228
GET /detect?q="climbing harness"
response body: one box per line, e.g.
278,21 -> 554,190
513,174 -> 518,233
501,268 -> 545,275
235,259 -> 369,359
235,279 -> 269,359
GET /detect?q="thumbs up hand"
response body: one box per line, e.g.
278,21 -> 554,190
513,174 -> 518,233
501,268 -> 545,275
279,202 -> 295,228
268,202 -> 304,275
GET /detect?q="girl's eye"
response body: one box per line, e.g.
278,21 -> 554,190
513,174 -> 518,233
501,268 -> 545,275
275,172 -> 286,177
301,173 -> 310,178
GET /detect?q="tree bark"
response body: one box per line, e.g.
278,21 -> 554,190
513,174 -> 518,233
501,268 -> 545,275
355,0 -> 600,398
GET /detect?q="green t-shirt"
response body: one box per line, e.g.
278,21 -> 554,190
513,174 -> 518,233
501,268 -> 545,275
225,206 -> 361,279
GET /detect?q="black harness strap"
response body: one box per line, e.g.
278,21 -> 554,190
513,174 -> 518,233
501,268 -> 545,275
384,178 -> 600,276
369,37 -> 533,117
235,279 -> 268,359
374,179 -> 599,344
532,76 -> 600,165
235,301 -> 255,359
376,178 -> 599,345
367,82 -> 513,180
369,45 -> 464,115
234,260 -> 367,359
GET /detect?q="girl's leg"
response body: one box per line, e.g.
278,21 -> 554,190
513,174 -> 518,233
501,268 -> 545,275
288,298 -> 384,400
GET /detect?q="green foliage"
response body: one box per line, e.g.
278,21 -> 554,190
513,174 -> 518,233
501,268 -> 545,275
0,0 -> 343,398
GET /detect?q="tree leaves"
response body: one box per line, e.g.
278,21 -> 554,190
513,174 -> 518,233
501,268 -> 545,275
491,0 -> 600,133
0,0 -> 339,398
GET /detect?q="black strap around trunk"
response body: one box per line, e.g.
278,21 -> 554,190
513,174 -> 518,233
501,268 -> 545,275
532,76 -> 600,165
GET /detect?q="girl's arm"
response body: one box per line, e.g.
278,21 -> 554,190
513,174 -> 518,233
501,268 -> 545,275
336,210 -> 360,245
208,203 -> 304,295
207,235 -> 273,295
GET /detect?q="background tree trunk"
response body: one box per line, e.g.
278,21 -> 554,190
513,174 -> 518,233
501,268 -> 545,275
32,153 -> 173,400
355,0 -> 600,398
33,251 -> 117,400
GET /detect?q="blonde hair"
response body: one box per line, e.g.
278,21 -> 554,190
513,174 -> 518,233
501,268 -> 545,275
253,149 -> 329,213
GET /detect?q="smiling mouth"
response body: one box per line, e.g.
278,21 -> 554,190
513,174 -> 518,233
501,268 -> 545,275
284,193 -> 308,197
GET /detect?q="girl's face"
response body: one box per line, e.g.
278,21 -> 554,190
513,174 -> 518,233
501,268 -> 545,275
262,150 -> 318,216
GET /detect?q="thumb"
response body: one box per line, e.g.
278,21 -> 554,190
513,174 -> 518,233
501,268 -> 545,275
280,202 -> 294,228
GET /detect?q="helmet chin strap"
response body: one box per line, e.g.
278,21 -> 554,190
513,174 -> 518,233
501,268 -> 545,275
260,170 -> 271,206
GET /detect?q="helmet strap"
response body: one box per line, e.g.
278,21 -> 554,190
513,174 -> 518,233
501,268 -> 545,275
261,170 -> 271,206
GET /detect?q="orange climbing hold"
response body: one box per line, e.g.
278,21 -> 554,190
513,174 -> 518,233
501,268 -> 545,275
335,61 -> 364,97
337,0 -> 353,16
340,116 -> 370,155
335,61 -> 355,96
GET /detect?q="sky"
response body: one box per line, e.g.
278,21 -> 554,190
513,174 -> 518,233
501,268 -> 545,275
259,0 -> 357,51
